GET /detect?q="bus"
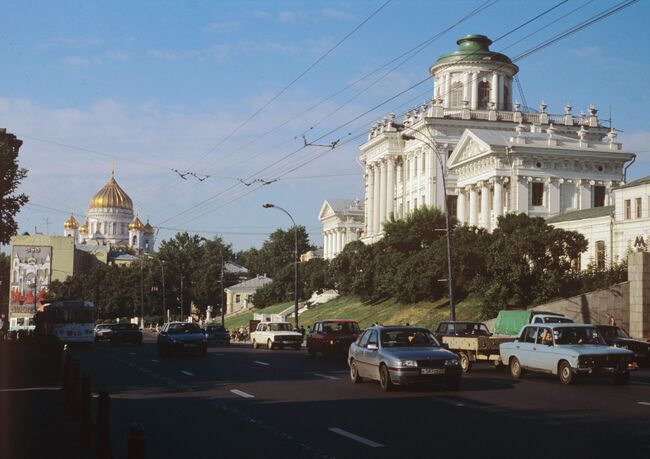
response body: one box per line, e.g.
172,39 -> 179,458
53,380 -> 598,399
35,300 -> 95,344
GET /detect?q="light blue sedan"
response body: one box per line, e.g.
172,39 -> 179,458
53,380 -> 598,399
348,326 -> 461,391
500,323 -> 635,385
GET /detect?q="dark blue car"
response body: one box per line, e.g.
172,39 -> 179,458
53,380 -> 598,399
204,324 -> 230,346
157,322 -> 208,357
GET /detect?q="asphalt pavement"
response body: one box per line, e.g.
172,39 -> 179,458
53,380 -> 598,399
66,332 -> 650,459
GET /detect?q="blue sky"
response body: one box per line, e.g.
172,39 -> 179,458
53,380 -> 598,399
1,0 -> 648,251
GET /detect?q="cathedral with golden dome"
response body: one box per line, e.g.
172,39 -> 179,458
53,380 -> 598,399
63,171 -> 155,254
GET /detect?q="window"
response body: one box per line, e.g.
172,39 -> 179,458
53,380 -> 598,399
625,199 -> 631,219
358,330 -> 371,347
448,195 -> 458,218
636,198 -> 642,218
235,294 -> 241,303
522,327 -> 538,343
414,198 -> 418,209
571,256 -> 581,272
503,84 -> 510,109
422,195 -> 426,207
478,81 -> 490,109
531,182 -> 544,206
595,240 -> 606,269
450,82 -> 464,108
406,201 -> 410,213
422,154 -> 426,173
593,185 -> 605,207
367,330 -> 379,346
406,159 -> 410,178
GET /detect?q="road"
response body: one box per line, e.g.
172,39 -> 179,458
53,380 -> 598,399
70,333 -> 650,459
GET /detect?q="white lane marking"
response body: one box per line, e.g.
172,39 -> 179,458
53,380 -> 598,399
212,352 -> 224,356
129,352 -> 136,355
437,398 -> 464,407
181,370 -> 195,377
328,427 -> 384,448
0,386 -> 60,393
314,373 -> 339,380
254,360 -> 270,366
638,402 -> 650,406
230,389 -> 255,399
151,359 -> 159,363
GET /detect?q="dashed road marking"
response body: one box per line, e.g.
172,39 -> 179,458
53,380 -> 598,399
437,398 -> 465,407
212,352 -> 224,356
314,373 -> 339,380
638,402 -> 650,406
151,359 -> 159,363
181,370 -> 195,377
129,352 -> 136,355
328,427 -> 384,448
254,360 -> 270,366
230,389 -> 255,399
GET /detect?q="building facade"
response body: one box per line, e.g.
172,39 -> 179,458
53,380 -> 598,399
224,275 -> 272,315
318,199 -> 364,259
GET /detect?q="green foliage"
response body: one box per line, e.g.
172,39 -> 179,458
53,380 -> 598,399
0,133 -> 28,244
0,252 -> 10,314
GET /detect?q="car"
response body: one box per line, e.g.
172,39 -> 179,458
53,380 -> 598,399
110,323 -> 143,345
250,322 -> 302,350
94,324 -> 115,342
306,320 -> 361,356
594,325 -> 649,366
347,325 -> 461,392
157,322 -> 208,357
530,314 -> 573,324
204,323 -> 230,346
500,324 -> 636,385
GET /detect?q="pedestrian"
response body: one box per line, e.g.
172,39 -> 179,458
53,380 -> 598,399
0,315 -> 5,341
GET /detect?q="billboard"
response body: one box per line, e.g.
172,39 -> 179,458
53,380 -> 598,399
9,245 -> 52,314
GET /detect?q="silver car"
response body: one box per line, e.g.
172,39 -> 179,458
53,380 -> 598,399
348,326 -> 461,391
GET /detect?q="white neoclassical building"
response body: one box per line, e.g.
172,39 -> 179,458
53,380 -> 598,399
355,34 -> 617,245
319,199 -> 364,259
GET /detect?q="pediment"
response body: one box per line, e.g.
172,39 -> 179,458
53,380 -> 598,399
318,200 -> 335,221
448,130 -> 492,169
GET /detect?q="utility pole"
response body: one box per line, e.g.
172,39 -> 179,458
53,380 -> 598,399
220,254 -> 225,327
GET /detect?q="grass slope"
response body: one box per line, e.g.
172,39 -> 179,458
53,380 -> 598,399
225,295 -> 483,331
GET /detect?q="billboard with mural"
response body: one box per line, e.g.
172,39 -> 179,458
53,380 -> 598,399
9,245 -> 52,314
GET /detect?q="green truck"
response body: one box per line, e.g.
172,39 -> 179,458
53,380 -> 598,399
493,310 -> 572,336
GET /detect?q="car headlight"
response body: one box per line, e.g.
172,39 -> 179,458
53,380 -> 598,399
614,343 -> 628,349
397,360 -> 418,367
445,359 -> 460,366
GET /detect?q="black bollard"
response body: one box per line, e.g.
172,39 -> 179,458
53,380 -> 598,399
127,423 -> 145,459
80,372 -> 92,450
96,391 -> 112,459
70,358 -> 81,419
63,352 -> 71,403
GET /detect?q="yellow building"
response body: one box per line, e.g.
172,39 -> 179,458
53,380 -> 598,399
224,275 -> 272,314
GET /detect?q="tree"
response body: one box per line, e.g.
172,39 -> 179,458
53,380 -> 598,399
0,131 -> 28,244
0,252 -> 10,316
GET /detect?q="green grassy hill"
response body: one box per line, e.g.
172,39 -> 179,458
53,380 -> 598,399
224,295 -> 483,331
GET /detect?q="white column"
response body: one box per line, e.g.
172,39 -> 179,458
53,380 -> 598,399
379,160 -> 387,229
457,189 -> 466,223
578,180 -> 591,210
338,229 -> 344,254
323,232 -> 328,259
471,72 -> 478,110
480,181 -> 490,229
493,178 -> 503,221
386,157 -> 395,220
517,178 -> 529,214
469,186 -> 478,226
548,178 -> 560,216
498,74 -> 505,110
444,73 -> 451,108
373,163 -> 381,234
491,72 -> 498,106
463,72 -> 470,103
367,166 -> 374,236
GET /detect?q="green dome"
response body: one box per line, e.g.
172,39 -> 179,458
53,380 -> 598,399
434,34 -> 513,65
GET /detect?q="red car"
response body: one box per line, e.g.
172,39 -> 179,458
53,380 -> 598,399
307,320 -> 361,357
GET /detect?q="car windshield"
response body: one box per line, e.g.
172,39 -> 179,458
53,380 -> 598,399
206,325 -> 225,332
553,327 -> 606,345
544,317 -> 573,323
598,326 -> 630,338
449,323 -> 490,335
167,323 -> 201,334
269,323 -> 293,332
322,322 -> 360,334
380,329 -> 439,347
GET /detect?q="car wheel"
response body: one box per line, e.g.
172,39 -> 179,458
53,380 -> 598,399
612,371 -> 629,385
558,360 -> 575,385
267,339 -> 274,350
445,376 -> 461,391
510,357 -> 524,379
379,364 -> 393,392
252,340 -> 258,350
459,352 -> 472,374
350,361 -> 363,384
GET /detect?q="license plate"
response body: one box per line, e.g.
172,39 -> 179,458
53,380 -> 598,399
184,343 -> 197,348
421,368 -> 444,375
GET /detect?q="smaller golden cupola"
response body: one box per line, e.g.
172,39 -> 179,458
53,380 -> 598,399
79,220 -> 89,235
143,220 -> 155,235
129,216 -> 144,231
64,214 -> 79,230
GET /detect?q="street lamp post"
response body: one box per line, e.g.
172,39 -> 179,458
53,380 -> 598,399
139,262 -> 145,329
262,203 -> 299,330
401,128 -> 456,321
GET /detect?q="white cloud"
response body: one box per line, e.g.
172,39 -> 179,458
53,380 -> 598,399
105,50 -> 131,61
204,21 -> 240,34
61,55 -> 102,66
571,46 -> 603,59
252,10 -> 273,20
148,45 -> 230,62
238,40 -> 301,55
320,8 -> 354,21
37,37 -> 104,51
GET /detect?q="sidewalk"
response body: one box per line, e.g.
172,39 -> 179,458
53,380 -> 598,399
0,341 -> 90,459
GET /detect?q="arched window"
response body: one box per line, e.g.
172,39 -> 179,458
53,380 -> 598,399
503,84 -> 510,110
112,222 -> 117,235
450,82 -> 463,108
478,81 -> 490,109
132,235 -> 137,246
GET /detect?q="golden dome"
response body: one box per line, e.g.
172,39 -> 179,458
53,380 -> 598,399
143,220 -> 155,235
90,174 -> 133,210
64,214 -> 79,229
79,221 -> 89,234
129,216 -> 144,231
